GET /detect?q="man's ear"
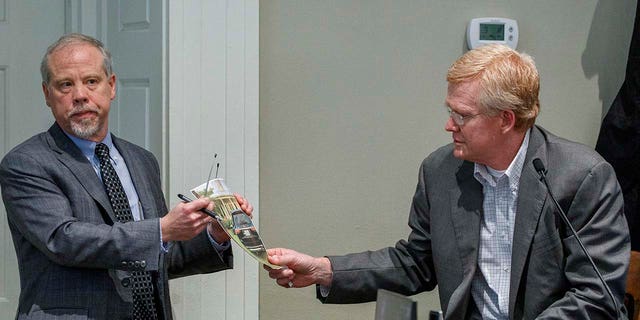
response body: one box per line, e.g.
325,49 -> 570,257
108,73 -> 117,100
500,110 -> 516,133
42,82 -> 51,107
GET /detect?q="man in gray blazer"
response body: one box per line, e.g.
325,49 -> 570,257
265,44 -> 631,319
0,33 -> 252,319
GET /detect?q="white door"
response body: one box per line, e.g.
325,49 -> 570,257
106,0 -> 165,179
0,1 -> 259,319
108,1 -> 261,319
166,1 -> 260,319
0,0 -> 65,317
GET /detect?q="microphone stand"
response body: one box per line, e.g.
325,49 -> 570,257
533,159 -> 622,319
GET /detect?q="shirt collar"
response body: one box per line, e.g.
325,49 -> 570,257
474,128 -> 531,189
65,131 -> 115,162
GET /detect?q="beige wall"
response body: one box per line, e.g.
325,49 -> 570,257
259,1 -> 636,319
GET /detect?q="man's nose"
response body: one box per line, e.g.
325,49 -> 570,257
72,85 -> 89,104
444,116 -> 458,132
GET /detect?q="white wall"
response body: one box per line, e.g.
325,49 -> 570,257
168,1 -> 259,319
259,1 -> 636,319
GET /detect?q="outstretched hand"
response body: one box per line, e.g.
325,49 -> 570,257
264,248 -> 333,288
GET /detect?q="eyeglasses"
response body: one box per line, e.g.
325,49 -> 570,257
446,107 -> 485,126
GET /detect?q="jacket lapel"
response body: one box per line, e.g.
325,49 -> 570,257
46,124 -> 117,223
447,161 -> 483,318
113,137 -> 159,220
508,126 -> 548,318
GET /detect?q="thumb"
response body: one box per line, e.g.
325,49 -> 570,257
267,248 -> 297,266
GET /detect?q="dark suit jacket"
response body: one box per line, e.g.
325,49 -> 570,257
0,123 -> 233,320
319,126 -> 630,319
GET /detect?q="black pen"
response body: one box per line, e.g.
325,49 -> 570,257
177,193 -> 222,221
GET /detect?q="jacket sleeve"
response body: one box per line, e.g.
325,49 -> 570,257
0,148 -> 162,272
317,159 -> 437,304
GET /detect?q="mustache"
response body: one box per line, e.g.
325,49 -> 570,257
67,105 -> 99,117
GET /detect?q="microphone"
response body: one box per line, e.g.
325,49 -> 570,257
532,158 -> 621,319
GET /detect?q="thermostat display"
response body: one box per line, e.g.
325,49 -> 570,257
480,23 -> 504,41
467,17 -> 518,50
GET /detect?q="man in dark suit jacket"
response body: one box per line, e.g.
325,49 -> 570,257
0,33 -> 252,319
265,44 -> 631,319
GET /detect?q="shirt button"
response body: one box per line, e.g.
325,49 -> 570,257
121,277 -> 131,287
140,260 -> 147,268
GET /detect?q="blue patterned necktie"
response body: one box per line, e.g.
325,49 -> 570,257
95,143 -> 159,320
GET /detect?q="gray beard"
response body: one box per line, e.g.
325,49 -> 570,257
70,117 -> 101,140
66,104 -> 102,140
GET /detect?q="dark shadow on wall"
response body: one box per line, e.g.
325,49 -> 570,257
581,0 -> 637,118
587,0 -> 640,250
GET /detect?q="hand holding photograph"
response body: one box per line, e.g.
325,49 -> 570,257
190,178 -> 281,269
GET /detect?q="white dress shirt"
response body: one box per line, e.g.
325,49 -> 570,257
470,129 -> 530,319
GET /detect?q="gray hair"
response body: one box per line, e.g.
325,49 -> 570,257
40,33 -> 113,85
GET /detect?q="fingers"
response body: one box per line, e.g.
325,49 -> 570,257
265,249 -> 295,274
161,200 -> 215,242
276,278 -> 296,288
206,201 -> 215,212
266,266 -> 293,279
267,248 -> 294,266
267,247 -> 290,257
184,197 -> 213,212
266,265 -> 301,289
266,248 -> 296,267
180,207 -> 212,232
177,197 -> 212,216
265,265 -> 295,288
180,199 -> 216,224
263,249 -> 322,289
234,193 -> 253,217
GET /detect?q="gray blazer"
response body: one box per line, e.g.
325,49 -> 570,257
0,123 -> 233,320
320,126 -> 630,319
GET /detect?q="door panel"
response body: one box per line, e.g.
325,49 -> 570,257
107,0 -> 164,177
0,1 -> 65,318
167,1 -> 260,319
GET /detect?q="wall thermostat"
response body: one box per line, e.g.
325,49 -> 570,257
467,17 -> 518,50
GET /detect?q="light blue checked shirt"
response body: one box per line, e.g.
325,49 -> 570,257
470,129 -> 530,320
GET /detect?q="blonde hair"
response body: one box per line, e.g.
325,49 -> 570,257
447,44 -> 540,129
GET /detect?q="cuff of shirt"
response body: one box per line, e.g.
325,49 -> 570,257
206,228 -> 231,252
158,219 -> 170,253
319,285 -> 331,298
